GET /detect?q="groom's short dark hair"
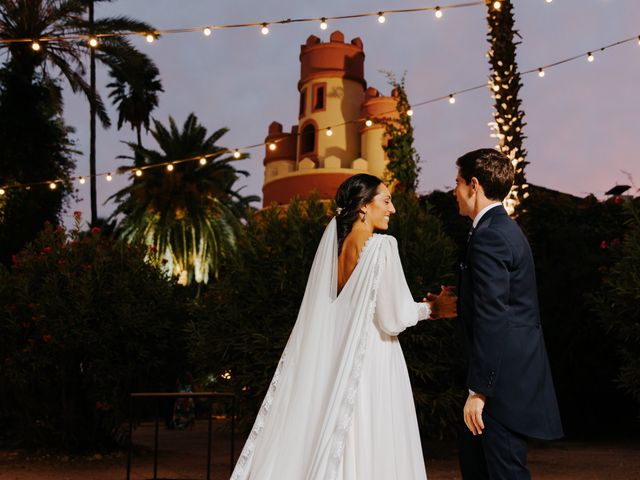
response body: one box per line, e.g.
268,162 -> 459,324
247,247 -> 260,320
456,148 -> 514,201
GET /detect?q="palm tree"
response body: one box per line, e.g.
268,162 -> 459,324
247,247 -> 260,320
0,0 -> 159,223
107,50 -> 163,149
109,113 -> 258,286
485,0 -> 528,215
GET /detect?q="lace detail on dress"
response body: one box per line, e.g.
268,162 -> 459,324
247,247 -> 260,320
325,235 -> 384,480
417,302 -> 431,321
230,348 -> 288,480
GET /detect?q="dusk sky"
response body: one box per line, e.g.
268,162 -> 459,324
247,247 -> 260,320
61,0 -> 640,224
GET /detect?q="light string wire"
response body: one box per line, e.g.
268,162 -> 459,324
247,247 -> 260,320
0,2 -> 484,45
1,27 -> 638,192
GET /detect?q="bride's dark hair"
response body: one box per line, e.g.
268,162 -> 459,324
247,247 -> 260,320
334,173 -> 383,254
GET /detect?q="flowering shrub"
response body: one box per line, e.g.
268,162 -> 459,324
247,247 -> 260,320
0,217 -> 184,450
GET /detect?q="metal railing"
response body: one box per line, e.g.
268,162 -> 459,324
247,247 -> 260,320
126,392 -> 236,480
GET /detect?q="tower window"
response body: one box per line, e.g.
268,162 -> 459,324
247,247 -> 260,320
300,123 -> 316,155
299,88 -> 307,117
312,84 -> 326,111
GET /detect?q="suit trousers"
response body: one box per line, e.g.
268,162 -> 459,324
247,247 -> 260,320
458,410 -> 531,480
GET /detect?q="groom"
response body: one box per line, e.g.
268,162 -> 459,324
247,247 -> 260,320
453,148 -> 563,479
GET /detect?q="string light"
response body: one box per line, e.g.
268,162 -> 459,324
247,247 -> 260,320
435,7 -> 443,18
166,163 -> 174,172
407,109 -> 414,116
546,0 -> 553,3
135,169 -> 143,177
320,18 -> 328,30
199,157 -> 207,165
538,68 -> 545,77
2,2 -> 488,48
326,127 -> 333,136
49,182 -> 57,190
638,36 -> 640,46
377,12 -> 386,24
31,41 -> 41,51
587,52 -> 594,62
5,32 -> 640,195
493,1 -> 501,11
0,188 -> 5,196
203,27 -> 212,36
88,37 -> 99,48
261,23 -> 269,35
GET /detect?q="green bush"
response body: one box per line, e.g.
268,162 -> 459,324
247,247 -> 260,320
592,197 -> 640,409
0,217 -> 185,450
188,194 -> 463,438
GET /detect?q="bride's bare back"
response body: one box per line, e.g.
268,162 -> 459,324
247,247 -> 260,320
337,230 -> 373,294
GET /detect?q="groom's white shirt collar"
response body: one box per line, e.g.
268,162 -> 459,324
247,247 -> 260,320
472,202 -> 503,229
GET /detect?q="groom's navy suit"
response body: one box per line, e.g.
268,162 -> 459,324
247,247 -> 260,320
458,205 -> 562,479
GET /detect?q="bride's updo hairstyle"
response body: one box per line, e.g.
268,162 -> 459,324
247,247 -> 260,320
334,173 -> 383,254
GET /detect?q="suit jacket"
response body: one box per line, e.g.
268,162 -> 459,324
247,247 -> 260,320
458,205 -> 563,440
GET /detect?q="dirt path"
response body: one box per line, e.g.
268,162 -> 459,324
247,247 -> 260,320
1,422 -> 638,479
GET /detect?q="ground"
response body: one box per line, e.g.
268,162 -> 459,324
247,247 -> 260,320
0,421 -> 639,480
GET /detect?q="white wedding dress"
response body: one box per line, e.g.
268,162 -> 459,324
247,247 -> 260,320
231,218 -> 430,480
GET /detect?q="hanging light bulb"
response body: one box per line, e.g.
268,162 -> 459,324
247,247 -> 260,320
203,27 -> 212,36
448,94 -> 456,104
79,176 -> 86,185
106,173 -> 113,181
587,52 -> 594,62
49,182 -> 57,190
493,1 -> 501,10
199,157 -> 207,165
435,7 -> 443,19
88,37 -> 99,48
0,188 -> 5,196
261,23 -> 269,35
135,169 -> 143,177
31,41 -> 41,51
146,33 -> 155,43
166,163 -> 174,172
365,119 -> 373,127
538,68 -> 545,77
233,149 -> 241,159
320,18 -> 328,30
545,0 -> 553,3
268,142 -> 276,151
377,12 -> 386,24
407,109 -> 414,117
325,127 -> 333,137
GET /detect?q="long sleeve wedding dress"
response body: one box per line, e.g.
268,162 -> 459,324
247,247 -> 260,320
231,218 -> 430,480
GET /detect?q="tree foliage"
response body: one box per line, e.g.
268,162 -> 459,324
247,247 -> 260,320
109,113 -> 258,286
592,197 -> 640,409
0,216 -> 185,450
381,73 -> 420,193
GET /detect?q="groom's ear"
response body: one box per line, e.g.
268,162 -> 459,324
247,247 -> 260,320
470,177 -> 480,193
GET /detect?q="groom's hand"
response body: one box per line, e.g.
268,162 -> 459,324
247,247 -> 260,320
463,392 -> 486,435
423,286 -> 457,320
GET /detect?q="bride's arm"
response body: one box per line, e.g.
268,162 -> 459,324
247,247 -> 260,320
374,237 -> 430,336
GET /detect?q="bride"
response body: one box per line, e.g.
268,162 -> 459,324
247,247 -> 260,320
231,174 -> 456,480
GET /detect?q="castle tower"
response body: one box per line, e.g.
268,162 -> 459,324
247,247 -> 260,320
262,31 -> 399,207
